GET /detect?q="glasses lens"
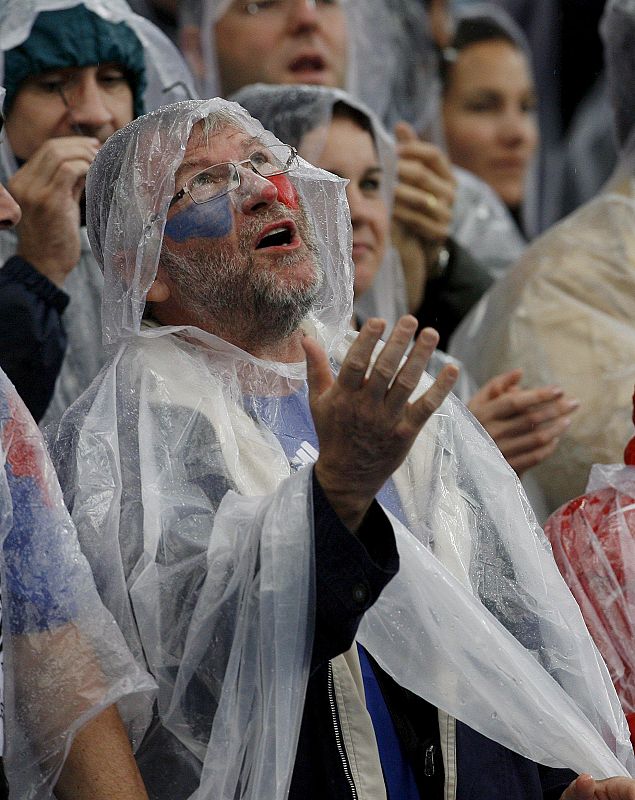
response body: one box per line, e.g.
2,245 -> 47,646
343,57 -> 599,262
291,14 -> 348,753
250,145 -> 296,177
189,163 -> 237,203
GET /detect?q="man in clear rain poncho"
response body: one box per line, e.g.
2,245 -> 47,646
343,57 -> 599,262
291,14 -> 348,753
52,97 -> 635,799
0,0 -> 195,425
449,0 -> 635,515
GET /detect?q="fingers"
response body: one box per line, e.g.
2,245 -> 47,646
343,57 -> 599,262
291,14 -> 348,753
396,157 -> 456,206
10,137 -> 99,190
561,774 -> 596,800
498,417 -> 564,461
384,327 -> 439,414
394,120 -> 418,145
480,385 -> 566,424
337,318 -> 386,390
302,335 -> 335,398
406,361 -> 459,430
394,181 -> 453,228
482,369 -> 524,400
393,202 -> 451,244
365,316 -> 420,401
395,135 -> 456,185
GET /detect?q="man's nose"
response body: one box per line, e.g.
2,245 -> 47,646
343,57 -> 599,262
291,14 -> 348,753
234,166 -> 279,214
66,76 -> 114,130
0,184 -> 21,229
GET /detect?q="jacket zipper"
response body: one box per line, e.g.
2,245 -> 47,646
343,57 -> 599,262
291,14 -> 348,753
328,660 -> 359,800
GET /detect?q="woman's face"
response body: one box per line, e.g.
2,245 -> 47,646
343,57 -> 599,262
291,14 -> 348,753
308,114 -> 388,298
442,39 -> 538,209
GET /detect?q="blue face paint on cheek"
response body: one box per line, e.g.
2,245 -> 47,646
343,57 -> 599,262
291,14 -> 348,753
164,194 -> 233,242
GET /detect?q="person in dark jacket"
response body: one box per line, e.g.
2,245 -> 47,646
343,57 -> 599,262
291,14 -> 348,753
0,103 -> 67,421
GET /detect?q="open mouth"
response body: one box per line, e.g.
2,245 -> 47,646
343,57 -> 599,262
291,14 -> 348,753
289,54 -> 326,74
255,221 -> 298,249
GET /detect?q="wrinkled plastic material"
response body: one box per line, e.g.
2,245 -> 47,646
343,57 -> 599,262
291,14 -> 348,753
452,167 -> 526,279
0,367 -> 156,798
449,0 -> 635,513
232,83 -> 408,327
545,463 -> 635,741
449,181 -> 635,512
51,98 -> 635,799
0,0 -> 197,427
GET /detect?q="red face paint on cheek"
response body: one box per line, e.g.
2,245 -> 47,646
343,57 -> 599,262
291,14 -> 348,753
268,173 -> 300,209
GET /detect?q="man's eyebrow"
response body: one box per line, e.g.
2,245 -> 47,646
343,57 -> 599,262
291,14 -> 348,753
176,136 -> 268,180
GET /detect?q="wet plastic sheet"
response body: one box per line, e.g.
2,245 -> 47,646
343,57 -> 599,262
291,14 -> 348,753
545,463 -> 635,740
0,368 -> 155,799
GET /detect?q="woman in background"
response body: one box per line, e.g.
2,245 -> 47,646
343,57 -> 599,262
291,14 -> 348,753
441,7 -> 539,237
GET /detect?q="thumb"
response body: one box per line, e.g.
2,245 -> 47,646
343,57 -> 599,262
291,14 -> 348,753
561,774 -> 596,800
487,368 -> 523,399
394,120 -> 419,144
302,335 -> 334,398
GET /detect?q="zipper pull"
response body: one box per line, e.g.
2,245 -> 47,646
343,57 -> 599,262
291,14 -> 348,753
424,744 -> 435,777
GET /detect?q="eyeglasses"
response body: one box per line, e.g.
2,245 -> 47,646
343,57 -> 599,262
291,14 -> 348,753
169,144 -> 298,209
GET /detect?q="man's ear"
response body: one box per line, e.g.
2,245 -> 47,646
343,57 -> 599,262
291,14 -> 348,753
146,275 -> 171,303
179,25 -> 205,84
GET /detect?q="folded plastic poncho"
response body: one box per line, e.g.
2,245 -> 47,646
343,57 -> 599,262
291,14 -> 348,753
544,395 -> 635,743
449,0 -> 635,513
0,0 -> 197,428
50,97 -> 635,800
0,366 -> 156,799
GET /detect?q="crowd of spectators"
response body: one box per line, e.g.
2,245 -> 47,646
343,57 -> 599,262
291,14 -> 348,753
1,0 -> 635,798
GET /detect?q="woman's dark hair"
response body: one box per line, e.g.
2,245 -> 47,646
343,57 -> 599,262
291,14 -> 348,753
331,100 -> 375,143
439,16 -> 523,94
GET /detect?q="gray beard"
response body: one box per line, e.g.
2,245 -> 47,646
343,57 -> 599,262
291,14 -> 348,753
159,210 -> 323,351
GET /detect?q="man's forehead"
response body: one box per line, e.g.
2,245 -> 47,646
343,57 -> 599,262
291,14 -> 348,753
176,123 -> 264,179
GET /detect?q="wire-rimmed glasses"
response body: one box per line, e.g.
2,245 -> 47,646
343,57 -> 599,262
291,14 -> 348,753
169,144 -> 298,209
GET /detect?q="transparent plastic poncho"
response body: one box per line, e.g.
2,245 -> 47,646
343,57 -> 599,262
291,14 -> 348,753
545,459 -> 635,742
449,0 -> 635,514
0,0 -> 197,426
50,98 -> 635,800
0,366 -> 156,799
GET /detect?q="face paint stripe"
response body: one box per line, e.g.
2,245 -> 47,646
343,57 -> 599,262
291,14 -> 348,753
165,194 -> 233,242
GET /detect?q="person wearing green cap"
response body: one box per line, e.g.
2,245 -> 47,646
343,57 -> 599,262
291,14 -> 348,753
0,0 -> 195,425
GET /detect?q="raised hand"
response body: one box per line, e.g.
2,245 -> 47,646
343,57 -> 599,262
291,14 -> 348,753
393,121 -> 456,248
8,135 -> 100,286
303,315 -> 459,532
467,369 -> 580,475
561,774 -> 635,800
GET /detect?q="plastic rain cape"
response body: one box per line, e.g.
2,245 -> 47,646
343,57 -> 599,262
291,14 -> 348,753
0,0 -> 197,427
50,98 -> 634,799
545,461 -> 635,738
0,366 -> 155,799
449,0 -> 635,515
